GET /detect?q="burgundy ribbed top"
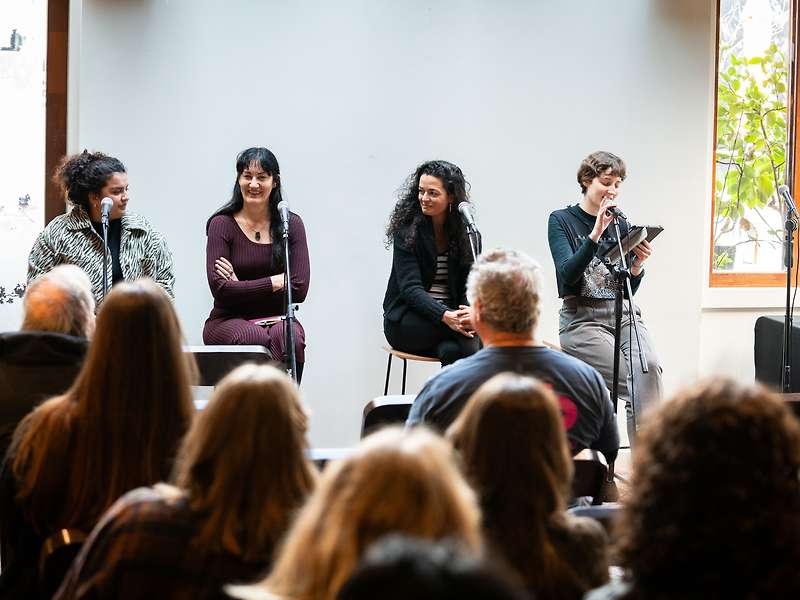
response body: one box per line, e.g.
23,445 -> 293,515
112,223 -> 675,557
205,213 -> 310,321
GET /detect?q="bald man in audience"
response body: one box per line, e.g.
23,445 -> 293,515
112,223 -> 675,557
407,248 -> 619,465
0,265 -> 95,449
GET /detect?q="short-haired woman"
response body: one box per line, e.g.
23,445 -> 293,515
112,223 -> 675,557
548,150 -> 662,441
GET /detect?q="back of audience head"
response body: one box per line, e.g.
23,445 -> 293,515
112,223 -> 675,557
21,264 -> 95,337
232,427 -> 482,600
615,377 -> 800,597
172,362 -> 316,559
448,373 -> 577,596
338,535 -> 530,600
12,278 -> 196,531
466,248 -> 541,335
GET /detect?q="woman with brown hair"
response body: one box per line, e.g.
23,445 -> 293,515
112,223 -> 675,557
587,378 -> 800,600
0,279 -> 195,594
230,427 -> 483,600
55,363 -> 317,599
448,373 -> 609,600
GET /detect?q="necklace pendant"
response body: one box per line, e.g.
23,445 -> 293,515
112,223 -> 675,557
255,231 -> 261,241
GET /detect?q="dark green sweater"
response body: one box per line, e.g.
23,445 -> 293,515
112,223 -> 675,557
548,204 -> 643,299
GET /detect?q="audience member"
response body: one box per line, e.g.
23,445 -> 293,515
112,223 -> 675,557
0,279 -> 195,596
55,363 -> 316,599
449,373 -> 609,599
407,248 -> 618,465
338,535 -> 530,600
586,378 -> 800,599
0,265 -> 95,457
229,427 -> 482,600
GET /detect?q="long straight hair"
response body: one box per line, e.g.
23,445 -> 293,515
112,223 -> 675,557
172,363 -> 316,560
11,279 -> 196,533
448,373 -> 583,599
206,147 -> 286,269
231,427 -> 482,600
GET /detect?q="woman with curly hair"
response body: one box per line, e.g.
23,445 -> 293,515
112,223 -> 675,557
448,373 -> 609,599
0,279 -> 195,595
586,378 -> 800,599
382,160 -> 480,365
229,427 -> 482,600
28,151 -> 175,305
55,363 -> 317,599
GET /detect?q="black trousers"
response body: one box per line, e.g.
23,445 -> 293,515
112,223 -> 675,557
384,311 -> 480,366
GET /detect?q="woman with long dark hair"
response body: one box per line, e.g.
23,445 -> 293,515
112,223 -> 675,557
204,147 -> 310,381
448,373 -> 609,600
28,151 -> 175,305
383,160 -> 480,366
55,363 -> 317,599
0,279 -> 196,594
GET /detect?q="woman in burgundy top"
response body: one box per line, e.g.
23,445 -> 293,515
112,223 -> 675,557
204,147 -> 310,381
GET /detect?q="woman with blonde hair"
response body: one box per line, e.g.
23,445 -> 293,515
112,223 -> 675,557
231,427 -> 482,600
55,363 -> 317,599
0,279 -> 195,594
448,373 -> 609,600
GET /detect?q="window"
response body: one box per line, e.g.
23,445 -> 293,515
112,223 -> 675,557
710,0 -> 796,287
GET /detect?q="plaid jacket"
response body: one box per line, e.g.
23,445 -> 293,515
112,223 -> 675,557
54,486 -> 271,600
27,207 -> 175,304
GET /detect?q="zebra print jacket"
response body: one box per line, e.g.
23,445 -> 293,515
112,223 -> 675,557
27,207 -> 175,304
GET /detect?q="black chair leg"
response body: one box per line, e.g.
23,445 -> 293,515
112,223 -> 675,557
401,358 -> 408,394
384,353 -> 394,395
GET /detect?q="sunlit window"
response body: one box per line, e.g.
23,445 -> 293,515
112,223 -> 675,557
712,0 -> 791,282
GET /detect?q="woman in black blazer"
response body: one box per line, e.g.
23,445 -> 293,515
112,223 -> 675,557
382,160 -> 480,366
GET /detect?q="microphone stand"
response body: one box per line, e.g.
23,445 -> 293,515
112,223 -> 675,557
464,224 -> 480,261
281,218 -> 298,383
606,214 -> 648,428
782,209 -> 797,392
101,212 -> 110,302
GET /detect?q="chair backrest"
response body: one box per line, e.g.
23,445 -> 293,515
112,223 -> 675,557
361,395 -> 415,438
572,449 -> 609,505
567,503 -> 622,536
183,345 -> 272,387
38,528 -> 87,598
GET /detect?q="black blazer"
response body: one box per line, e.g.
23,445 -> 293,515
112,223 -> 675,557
383,219 -> 473,324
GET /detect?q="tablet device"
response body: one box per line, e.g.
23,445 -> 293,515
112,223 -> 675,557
602,225 -> 663,263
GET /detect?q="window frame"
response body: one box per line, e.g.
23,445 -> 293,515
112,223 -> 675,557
44,0 -> 69,225
709,0 -> 800,288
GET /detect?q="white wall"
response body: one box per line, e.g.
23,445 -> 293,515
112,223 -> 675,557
69,0 -> 779,447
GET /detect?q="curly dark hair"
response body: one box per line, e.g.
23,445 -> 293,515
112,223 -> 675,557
385,160 -> 473,263
576,151 -> 626,194
53,150 -> 127,214
615,378 -> 800,599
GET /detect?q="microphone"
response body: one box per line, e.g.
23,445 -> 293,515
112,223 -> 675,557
457,202 -> 477,232
100,197 -> 114,225
778,185 -> 798,217
605,206 -> 627,220
277,199 -> 290,233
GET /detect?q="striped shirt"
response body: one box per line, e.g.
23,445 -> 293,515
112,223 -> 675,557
428,253 -> 450,305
